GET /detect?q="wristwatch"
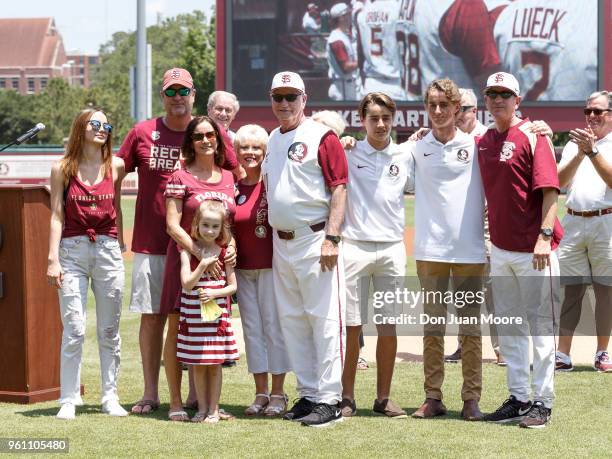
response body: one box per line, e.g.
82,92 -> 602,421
540,228 -> 553,238
325,234 -> 341,245
586,146 -> 599,158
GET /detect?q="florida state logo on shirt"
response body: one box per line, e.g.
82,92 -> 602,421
151,130 -> 160,141
457,148 -> 470,163
288,142 -> 308,163
388,164 -> 399,176
500,141 -> 515,162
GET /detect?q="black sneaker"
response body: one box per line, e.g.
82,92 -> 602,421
484,396 -> 532,423
222,360 -> 237,368
300,403 -> 343,427
519,401 -> 551,429
282,397 -> 316,421
444,348 -> 462,363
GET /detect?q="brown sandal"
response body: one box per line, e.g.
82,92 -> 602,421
263,394 -> 288,416
131,399 -> 160,415
244,393 -> 269,416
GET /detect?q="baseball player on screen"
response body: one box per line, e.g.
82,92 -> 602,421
355,0 -> 408,100
493,0 -> 598,101
326,3 -> 359,100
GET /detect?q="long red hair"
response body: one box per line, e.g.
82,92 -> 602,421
60,109 -> 113,185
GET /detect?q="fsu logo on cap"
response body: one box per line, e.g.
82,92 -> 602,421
500,141 -> 515,162
171,69 -> 181,79
281,74 -> 291,83
494,73 -> 505,83
457,148 -> 469,163
288,142 -> 308,162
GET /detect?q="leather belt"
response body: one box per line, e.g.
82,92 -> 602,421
277,221 -> 326,240
567,207 -> 612,217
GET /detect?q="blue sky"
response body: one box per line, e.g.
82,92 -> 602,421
2,0 -> 216,54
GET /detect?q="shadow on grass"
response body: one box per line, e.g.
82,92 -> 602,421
557,365 -> 597,373
17,404 -> 107,418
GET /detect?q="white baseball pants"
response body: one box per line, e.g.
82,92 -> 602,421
272,231 -> 345,405
490,245 -> 559,408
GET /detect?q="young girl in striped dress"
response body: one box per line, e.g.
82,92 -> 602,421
177,200 -> 239,423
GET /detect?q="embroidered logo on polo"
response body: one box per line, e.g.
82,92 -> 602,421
500,141 -> 515,162
237,195 -> 247,205
288,142 -> 308,162
388,164 -> 400,177
151,130 -> 160,141
457,148 -> 470,163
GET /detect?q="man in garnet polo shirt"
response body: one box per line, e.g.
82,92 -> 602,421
118,68 -> 241,415
477,72 -> 563,429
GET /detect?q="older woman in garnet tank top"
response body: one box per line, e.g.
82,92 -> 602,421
159,115 -> 237,421
47,109 -> 127,420
233,124 -> 291,416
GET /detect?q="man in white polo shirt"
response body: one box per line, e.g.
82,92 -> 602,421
262,71 -> 349,427
556,90 -> 612,373
340,92 -> 413,419
411,78 -> 486,421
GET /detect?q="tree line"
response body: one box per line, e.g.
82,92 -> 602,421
0,10 -> 216,146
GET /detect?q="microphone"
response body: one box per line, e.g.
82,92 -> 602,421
16,123 -> 46,144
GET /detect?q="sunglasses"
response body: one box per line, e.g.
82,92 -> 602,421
271,93 -> 301,103
164,87 -> 191,97
461,105 -> 475,112
88,120 -> 112,133
192,131 -> 217,142
485,91 -> 515,100
583,108 -> 611,116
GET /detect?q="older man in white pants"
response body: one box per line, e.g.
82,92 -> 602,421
263,71 -> 348,427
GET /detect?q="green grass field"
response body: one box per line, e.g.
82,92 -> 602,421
2,196 -> 609,458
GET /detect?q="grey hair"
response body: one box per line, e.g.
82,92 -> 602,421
207,91 -> 240,113
587,91 -> 612,110
311,110 -> 347,136
234,124 -> 269,153
459,88 -> 478,109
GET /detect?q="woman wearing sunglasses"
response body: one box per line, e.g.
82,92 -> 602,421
159,115 -> 237,422
47,109 -> 127,420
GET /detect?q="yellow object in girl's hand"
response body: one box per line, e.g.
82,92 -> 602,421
198,288 -> 223,322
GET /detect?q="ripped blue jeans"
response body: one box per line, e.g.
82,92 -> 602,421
57,235 -> 124,405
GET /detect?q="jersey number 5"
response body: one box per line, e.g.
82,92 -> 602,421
521,51 -> 550,100
370,26 -> 383,56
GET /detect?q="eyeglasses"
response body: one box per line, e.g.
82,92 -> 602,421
192,131 -> 217,142
88,120 -> 112,133
163,87 -> 191,97
583,108 -> 611,116
271,93 -> 301,103
460,105 -> 475,112
484,91 -> 515,100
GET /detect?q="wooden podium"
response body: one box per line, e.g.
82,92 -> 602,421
0,185 -> 62,403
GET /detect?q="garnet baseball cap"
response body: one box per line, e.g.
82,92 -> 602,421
162,68 -> 194,90
486,72 -> 520,96
270,71 -> 305,93
330,2 -> 350,18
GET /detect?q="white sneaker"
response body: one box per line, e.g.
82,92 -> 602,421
102,400 -> 128,417
56,403 -> 76,420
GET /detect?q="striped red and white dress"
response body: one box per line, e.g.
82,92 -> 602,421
177,249 -> 239,365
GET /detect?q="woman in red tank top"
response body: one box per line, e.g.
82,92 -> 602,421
160,115 -> 238,421
46,109 -> 127,420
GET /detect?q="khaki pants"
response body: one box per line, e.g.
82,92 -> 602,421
417,261 -> 484,402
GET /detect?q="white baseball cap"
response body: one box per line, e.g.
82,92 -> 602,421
270,71 -> 305,93
330,2 -> 350,18
486,72 -> 520,96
